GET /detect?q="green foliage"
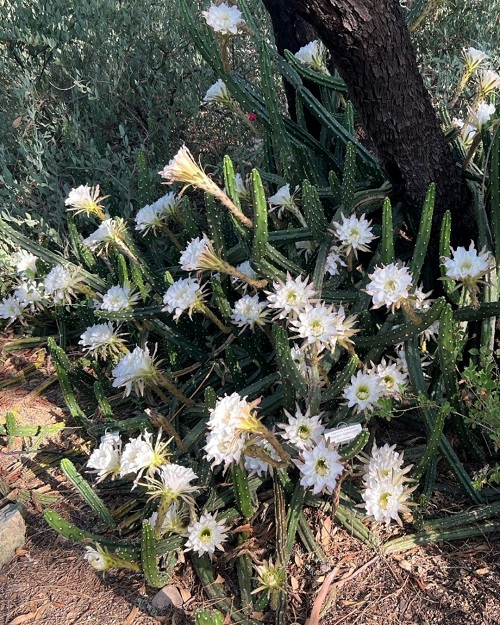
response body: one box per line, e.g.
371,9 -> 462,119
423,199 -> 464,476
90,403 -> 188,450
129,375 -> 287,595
461,351 -> 500,450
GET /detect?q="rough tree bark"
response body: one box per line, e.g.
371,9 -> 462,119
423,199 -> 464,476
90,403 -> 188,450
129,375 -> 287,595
271,0 -> 476,267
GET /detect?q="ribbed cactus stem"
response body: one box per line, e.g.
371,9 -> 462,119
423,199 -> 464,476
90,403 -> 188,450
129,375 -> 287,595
159,224 -> 183,250
115,237 -> 140,265
198,303 -> 231,334
211,186 -> 253,229
218,260 -> 267,288
284,202 -> 307,228
401,299 -> 421,324
258,426 -> 291,465
154,494 -> 173,539
156,373 -> 195,406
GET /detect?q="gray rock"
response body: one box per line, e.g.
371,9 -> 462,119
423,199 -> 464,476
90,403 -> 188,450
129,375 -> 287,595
151,584 -> 183,610
0,504 -> 26,567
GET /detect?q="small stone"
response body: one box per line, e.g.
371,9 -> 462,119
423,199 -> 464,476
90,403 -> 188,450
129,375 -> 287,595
151,584 -> 183,610
0,504 -> 26,567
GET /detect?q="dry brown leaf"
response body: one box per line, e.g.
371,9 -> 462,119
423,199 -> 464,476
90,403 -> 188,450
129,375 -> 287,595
233,523 -> 252,533
214,574 -> 225,584
290,576 -> 299,591
12,116 -> 23,128
121,606 -> 140,625
179,587 -> 192,603
9,614 -> 37,625
294,553 -> 303,566
475,567 -> 490,575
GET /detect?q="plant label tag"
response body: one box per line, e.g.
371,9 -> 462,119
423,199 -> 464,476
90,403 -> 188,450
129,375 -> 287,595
325,423 -> 363,445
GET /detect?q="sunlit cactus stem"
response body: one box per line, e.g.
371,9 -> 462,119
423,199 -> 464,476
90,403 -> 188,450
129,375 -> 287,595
255,425 -> 290,465
218,260 -> 267,289
197,303 -> 231,333
155,372 -> 195,406
159,224 -> 183,250
401,298 -> 421,324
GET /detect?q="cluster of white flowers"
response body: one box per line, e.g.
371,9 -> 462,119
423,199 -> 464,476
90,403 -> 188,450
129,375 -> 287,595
442,242 -> 492,285
86,430 -> 227,557
204,392 -> 264,471
135,192 -> 179,234
162,277 -> 204,320
294,40 -> 329,74
360,443 -> 415,526
231,294 -> 268,330
111,345 -> 159,396
97,284 -> 140,312
202,2 -> 245,36
82,218 -> 126,254
79,322 -> 126,359
332,213 -> 377,258
365,263 -> 413,313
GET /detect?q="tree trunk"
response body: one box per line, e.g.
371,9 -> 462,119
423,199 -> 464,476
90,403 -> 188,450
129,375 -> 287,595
287,0 -> 475,268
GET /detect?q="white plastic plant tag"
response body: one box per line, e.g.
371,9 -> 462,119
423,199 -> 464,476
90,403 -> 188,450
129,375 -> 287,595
325,423 -> 363,445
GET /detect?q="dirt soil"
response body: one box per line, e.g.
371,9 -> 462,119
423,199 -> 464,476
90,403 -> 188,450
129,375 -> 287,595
1,340 -> 500,625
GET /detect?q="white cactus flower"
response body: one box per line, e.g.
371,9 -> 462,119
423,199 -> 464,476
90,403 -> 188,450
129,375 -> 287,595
343,370 -> 384,414
278,405 -> 325,450
12,250 -> 37,276
231,294 -> 268,330
111,345 -> 159,396
0,296 -> 27,326
79,322 -> 126,359
99,284 -> 140,312
266,273 -> 315,319
332,213 -> 377,257
82,218 -> 126,254
294,437 -> 344,495
365,263 -> 413,313
442,242 -> 492,284
294,40 -> 329,73
162,277 -> 204,320
202,2 -> 245,35
203,79 -> 232,105
44,264 -> 84,305
184,512 -> 228,557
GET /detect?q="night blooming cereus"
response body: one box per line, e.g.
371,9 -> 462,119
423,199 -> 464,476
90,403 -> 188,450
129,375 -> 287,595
441,241 -> 493,308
